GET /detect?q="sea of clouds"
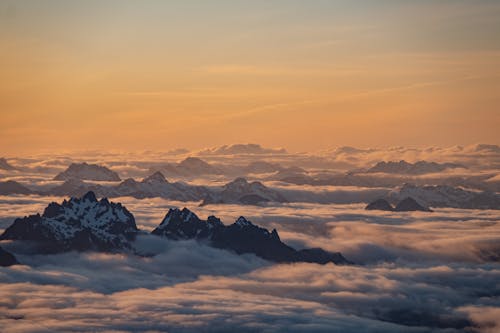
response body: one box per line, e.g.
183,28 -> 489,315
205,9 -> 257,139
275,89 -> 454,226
1,194 -> 499,332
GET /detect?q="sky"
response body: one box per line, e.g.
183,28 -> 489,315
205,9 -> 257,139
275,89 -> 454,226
1,0 -> 499,154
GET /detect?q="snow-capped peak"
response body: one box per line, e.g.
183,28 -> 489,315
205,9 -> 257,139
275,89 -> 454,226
0,192 -> 138,252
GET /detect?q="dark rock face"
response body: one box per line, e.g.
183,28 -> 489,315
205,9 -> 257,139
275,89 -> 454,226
394,197 -> 433,212
152,208 -> 223,240
0,180 -> 32,195
0,191 -> 138,252
152,209 -> 350,265
0,246 -> 18,266
365,199 -> 394,211
54,162 -> 121,181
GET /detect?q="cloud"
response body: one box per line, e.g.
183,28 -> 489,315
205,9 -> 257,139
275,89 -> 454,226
0,182 -> 499,332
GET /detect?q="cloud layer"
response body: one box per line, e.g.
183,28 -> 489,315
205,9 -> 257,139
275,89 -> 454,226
0,195 -> 499,332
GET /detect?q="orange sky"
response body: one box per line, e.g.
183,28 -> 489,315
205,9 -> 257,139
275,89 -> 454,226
1,1 -> 499,154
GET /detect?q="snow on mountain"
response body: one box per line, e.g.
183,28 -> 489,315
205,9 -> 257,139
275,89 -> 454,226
388,184 -> 500,210
152,208 -> 350,265
367,160 -> 465,175
108,172 -> 210,201
54,162 -> 121,181
201,177 -> 288,206
0,191 -> 139,252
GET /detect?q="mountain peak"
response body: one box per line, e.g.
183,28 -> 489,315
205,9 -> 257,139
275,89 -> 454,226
82,191 -> 97,202
54,162 -> 121,182
0,193 -> 138,252
235,216 -> 253,227
395,197 -> 433,212
159,207 -> 199,227
142,171 -> 168,184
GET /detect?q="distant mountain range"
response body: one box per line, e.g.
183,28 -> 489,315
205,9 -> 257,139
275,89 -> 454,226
366,197 -> 433,212
0,192 -> 350,265
366,160 -> 466,175
1,175 -> 498,210
54,162 -> 121,181
201,177 -> 288,205
388,184 -> 500,210
151,157 -> 292,178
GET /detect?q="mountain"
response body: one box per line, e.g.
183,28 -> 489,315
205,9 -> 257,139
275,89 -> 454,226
365,199 -> 394,211
178,157 -> 220,175
151,207 -> 223,240
109,172 -> 210,201
1,194 -> 350,264
0,180 -> 32,195
242,161 -> 285,174
0,191 -> 139,252
49,178 -> 105,197
0,158 -> 16,170
365,197 -> 432,212
45,172 -> 210,201
201,177 -> 288,206
366,160 -> 465,175
199,143 -> 287,155
152,208 -> 350,265
0,246 -> 18,266
388,184 -> 500,210
150,157 -> 222,177
54,162 -> 121,181
394,197 -> 433,212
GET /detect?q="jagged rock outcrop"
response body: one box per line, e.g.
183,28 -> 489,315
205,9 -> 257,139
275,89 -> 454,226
152,208 -> 350,265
